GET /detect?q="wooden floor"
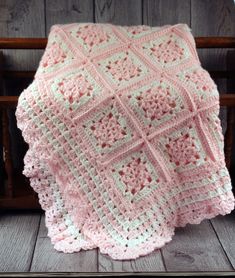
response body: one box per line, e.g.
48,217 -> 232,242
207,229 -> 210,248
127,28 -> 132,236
0,210 -> 235,274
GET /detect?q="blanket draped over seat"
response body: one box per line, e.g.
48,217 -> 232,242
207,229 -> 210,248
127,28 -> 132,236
15,23 -> 235,260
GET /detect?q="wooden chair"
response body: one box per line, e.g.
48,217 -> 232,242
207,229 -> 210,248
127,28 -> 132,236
0,37 -> 235,209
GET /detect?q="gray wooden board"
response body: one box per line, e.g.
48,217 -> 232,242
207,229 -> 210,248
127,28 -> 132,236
45,0 -> 94,35
211,213 -> 235,269
143,0 -> 190,26
161,219 -> 233,271
30,214 -> 98,272
0,0 -> 45,71
98,249 -> 165,272
0,212 -> 41,272
94,0 -> 142,25
1,213 -> 235,272
191,0 -> 235,89
191,0 -> 235,70
1,0 -> 45,172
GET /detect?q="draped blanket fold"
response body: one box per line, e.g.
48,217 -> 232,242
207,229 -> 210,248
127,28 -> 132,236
15,23 -> 235,260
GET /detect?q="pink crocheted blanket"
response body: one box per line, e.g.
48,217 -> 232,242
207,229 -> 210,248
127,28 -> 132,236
16,23 -> 235,260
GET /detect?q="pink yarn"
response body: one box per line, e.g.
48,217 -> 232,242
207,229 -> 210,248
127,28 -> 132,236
15,22 -> 235,260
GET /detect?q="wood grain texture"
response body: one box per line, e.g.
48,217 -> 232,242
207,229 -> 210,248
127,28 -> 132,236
191,0 -> 235,138
45,0 -> 94,35
161,220 -> 233,271
0,212 -> 41,272
30,215 -> 98,272
191,0 -> 235,70
0,0 -> 45,71
2,94 -> 235,108
211,213 -> 235,269
143,0 -> 190,26
191,0 -> 235,89
98,250 -> 165,272
0,213 -> 235,272
95,0 -> 142,25
1,0 -> 45,173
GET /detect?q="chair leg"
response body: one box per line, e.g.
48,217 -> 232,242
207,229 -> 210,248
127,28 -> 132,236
2,108 -> 14,198
224,107 -> 235,171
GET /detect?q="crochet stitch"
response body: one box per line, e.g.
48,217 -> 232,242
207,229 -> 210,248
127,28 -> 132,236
15,22 -> 235,260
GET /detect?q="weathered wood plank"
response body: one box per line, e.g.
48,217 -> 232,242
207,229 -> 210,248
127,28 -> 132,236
0,212 -> 41,272
45,0 -> 94,35
30,214 -> 98,272
211,213 -> 235,269
98,250 -> 165,272
95,0 -> 142,25
2,37 -> 235,50
191,0 -> 235,69
191,0 -> 235,133
1,0 -> 45,177
143,0 -> 190,26
0,0 -> 45,71
161,220 -> 233,271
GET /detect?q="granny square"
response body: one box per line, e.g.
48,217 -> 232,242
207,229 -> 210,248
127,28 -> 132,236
16,23 -> 235,260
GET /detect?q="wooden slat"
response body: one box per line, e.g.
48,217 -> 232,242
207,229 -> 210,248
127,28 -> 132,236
2,94 -> 235,108
143,0 -> 190,27
30,215 -> 98,272
1,37 -> 235,50
0,0 -> 45,70
95,0 -> 142,25
0,195 -> 41,210
220,94 -> 235,107
0,38 -> 47,50
45,0 -> 94,35
161,220 -> 233,271
196,37 -> 235,49
2,70 -> 35,79
210,70 -> 235,79
0,212 -> 41,272
2,70 -> 235,79
211,213 -> 235,270
0,96 -> 19,108
98,250 -> 165,272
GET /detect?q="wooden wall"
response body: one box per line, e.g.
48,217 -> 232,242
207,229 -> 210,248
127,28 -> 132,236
1,0 -> 235,71
0,0 -> 235,175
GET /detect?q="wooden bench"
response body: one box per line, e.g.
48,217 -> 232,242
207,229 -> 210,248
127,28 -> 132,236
0,37 -> 235,209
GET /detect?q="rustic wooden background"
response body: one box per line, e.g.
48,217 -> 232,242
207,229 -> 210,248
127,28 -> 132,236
0,0 -> 235,184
